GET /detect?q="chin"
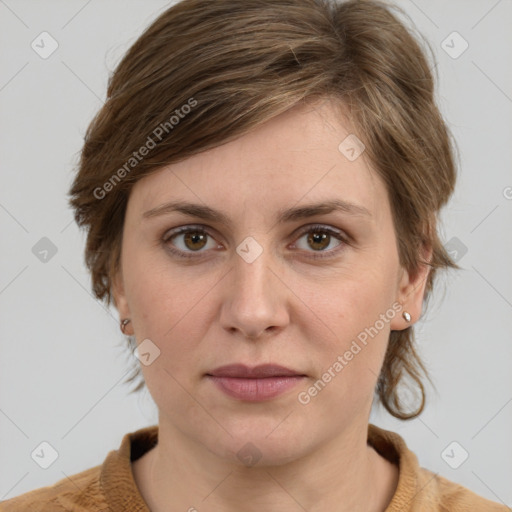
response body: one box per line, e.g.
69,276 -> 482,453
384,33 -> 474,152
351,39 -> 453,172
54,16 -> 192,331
207,418 -> 313,468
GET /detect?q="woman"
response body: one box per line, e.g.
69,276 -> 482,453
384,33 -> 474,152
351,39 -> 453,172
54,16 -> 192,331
1,0 -> 508,510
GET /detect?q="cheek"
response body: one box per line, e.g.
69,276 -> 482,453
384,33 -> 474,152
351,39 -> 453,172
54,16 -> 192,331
322,261 -> 398,336
128,271 -> 204,344
308,265 -> 398,395
124,257 -> 211,406
124,237 -> 183,325
122,244 -> 218,369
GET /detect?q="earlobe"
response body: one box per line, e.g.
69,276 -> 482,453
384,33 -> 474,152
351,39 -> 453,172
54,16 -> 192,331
111,271 -> 133,335
390,244 -> 433,330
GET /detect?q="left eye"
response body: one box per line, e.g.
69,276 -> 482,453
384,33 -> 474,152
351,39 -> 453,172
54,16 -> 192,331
293,226 -> 346,255
163,225 -> 347,259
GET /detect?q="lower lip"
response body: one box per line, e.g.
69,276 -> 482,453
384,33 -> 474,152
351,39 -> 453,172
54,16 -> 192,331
207,375 -> 305,401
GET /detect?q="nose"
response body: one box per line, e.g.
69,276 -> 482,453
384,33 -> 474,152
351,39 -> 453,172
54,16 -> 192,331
219,246 -> 290,340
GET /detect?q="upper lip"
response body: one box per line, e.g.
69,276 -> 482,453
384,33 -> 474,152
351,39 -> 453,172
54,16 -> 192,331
207,364 -> 305,378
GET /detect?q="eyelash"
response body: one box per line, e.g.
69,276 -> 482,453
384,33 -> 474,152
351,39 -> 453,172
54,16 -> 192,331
162,224 -> 349,261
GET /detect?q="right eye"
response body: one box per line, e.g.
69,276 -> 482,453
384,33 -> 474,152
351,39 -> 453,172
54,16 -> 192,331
163,226 -> 221,259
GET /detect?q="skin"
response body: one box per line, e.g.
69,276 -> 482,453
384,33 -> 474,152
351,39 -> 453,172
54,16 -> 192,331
113,98 -> 431,512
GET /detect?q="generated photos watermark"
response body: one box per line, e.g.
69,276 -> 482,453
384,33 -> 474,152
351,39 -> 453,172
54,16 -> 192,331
297,301 -> 403,405
93,97 -> 198,200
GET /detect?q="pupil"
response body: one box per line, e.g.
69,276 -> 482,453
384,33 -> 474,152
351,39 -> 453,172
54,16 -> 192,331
310,231 -> 328,250
186,232 -> 206,250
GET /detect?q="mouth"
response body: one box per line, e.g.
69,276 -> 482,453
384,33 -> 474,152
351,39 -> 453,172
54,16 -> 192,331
205,363 -> 307,401
207,363 -> 306,379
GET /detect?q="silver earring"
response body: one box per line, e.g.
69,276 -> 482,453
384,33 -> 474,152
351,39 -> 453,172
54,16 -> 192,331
402,311 -> 411,322
120,318 -> 131,334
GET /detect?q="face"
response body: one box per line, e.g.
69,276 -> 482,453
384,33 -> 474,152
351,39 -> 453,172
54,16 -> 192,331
113,98 -> 429,465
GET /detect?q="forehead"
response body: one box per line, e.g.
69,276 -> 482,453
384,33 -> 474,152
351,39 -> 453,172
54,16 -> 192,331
129,100 -> 388,223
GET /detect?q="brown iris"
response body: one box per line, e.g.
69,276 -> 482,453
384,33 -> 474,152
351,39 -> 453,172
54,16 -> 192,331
183,231 -> 208,251
307,231 -> 330,251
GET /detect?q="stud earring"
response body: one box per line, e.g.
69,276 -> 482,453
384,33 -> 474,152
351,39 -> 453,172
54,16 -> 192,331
120,318 -> 131,334
402,311 -> 411,322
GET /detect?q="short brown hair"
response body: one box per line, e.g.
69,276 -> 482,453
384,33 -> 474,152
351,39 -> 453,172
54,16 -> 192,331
69,0 -> 459,420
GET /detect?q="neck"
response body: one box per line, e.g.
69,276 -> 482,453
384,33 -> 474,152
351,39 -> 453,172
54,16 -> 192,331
133,420 -> 398,512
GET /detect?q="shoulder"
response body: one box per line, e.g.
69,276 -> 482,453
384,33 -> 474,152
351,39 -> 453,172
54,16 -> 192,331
0,425 -> 158,512
415,467 -> 509,511
367,424 -> 508,511
0,464 -> 107,512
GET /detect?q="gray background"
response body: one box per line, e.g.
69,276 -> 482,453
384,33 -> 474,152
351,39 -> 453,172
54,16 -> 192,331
1,0 -> 511,506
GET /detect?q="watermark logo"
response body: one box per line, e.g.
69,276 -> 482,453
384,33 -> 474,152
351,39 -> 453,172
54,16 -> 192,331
441,441 -> 469,469
444,236 -> 468,263
133,338 -> 161,366
236,236 -> 263,264
338,134 -> 366,162
236,442 -> 262,467
31,441 -> 59,469
32,237 -> 58,263
31,31 -> 59,59
441,31 -> 469,59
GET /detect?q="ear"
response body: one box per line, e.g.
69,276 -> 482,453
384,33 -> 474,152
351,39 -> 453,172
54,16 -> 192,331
111,269 -> 134,336
390,243 -> 433,330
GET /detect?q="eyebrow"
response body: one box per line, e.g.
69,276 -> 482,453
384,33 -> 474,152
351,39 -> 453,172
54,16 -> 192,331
142,199 -> 372,226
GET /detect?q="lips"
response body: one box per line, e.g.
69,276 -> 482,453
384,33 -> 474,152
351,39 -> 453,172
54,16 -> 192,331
206,363 -> 305,379
205,364 -> 307,401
